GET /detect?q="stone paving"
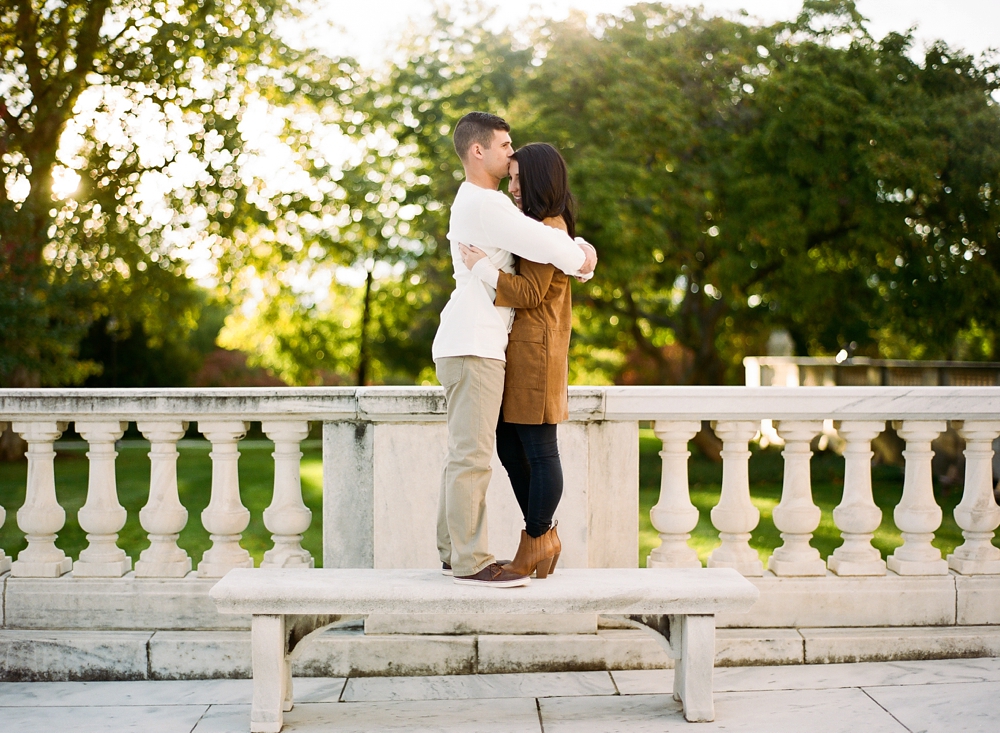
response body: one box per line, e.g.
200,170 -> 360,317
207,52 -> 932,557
0,657 -> 997,732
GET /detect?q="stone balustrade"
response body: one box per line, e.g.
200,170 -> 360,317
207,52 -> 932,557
0,386 -> 999,679
1,387 -> 998,579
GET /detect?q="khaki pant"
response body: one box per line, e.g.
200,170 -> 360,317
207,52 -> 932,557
435,356 -> 505,576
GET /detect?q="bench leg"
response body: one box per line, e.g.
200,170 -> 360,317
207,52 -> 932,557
675,614 -> 715,722
283,651 -> 294,712
667,615 -> 684,703
251,614 -> 287,733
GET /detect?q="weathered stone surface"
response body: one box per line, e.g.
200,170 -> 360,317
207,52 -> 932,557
801,625 -> 1000,663
955,574 -> 1000,625
210,568 -> 759,617
715,628 -> 805,666
294,629 -> 477,678
149,631 -> 251,680
5,625 -> 1000,680
364,613 -> 598,636
5,575 -> 249,630
324,419 -> 638,575
322,420 -> 374,569
585,421 -> 640,568
716,573 -> 956,628
372,422 -> 450,569
0,630 -> 151,681
0,388 -> 358,421
477,630 -> 672,674
602,385 -> 1000,421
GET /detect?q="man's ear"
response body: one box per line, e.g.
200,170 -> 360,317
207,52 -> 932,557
469,142 -> 484,160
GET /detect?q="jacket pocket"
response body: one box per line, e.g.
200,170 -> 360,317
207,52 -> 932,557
509,322 -> 545,344
506,333 -> 547,391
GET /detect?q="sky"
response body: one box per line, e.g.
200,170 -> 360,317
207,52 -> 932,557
307,1 -> 1000,67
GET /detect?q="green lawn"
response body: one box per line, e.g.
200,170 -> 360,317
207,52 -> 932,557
0,432 -> 992,570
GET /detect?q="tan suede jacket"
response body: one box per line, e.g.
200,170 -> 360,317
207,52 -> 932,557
494,255 -> 572,425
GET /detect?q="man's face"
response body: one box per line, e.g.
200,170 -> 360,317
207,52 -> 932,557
482,129 -> 514,182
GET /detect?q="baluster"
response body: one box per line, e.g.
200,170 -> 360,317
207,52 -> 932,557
11,421 -> 72,577
828,421 -> 887,576
197,420 -> 253,577
948,421 -> 1000,574
647,421 -> 702,568
708,421 -> 763,576
887,420 -> 949,575
768,421 -> 826,576
0,422 -> 9,573
135,420 -> 192,577
73,421 -> 131,577
260,421 -> 314,568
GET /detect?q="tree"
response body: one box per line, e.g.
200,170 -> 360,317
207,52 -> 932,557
729,0 -> 1000,360
513,4 -> 775,385
508,1 -> 999,386
222,5 -> 535,385
0,0 -> 354,390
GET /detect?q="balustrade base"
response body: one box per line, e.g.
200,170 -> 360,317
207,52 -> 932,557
260,551 -> 315,569
707,557 -> 764,577
767,556 -> 827,577
0,556 -> 10,575
72,557 -> 133,578
826,556 -> 887,576
135,558 -> 193,578
2,574 -> 250,631
947,555 -> 1000,576
3,623 -> 1000,682
647,555 -> 702,570
197,558 -> 254,579
10,556 -> 72,578
886,556 -> 950,576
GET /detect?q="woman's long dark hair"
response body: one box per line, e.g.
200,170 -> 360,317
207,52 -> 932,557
511,143 -> 576,239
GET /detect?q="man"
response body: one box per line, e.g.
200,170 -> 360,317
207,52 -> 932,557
433,112 -> 597,587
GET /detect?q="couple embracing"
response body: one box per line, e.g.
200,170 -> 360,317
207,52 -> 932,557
432,112 -> 598,588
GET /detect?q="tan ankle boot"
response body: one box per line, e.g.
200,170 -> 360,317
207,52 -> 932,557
545,523 -> 561,574
504,530 -> 558,579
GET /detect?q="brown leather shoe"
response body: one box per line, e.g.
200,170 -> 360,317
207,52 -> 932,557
453,562 -> 530,587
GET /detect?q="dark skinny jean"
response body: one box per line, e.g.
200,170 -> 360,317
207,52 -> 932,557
495,409 -> 563,538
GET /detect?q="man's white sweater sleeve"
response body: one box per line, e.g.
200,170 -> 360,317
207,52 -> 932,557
480,197 -> 586,275
471,258 -> 500,289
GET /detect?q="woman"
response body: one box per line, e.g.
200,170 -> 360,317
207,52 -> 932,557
460,142 -> 579,578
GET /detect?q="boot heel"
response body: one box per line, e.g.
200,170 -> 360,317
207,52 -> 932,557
535,556 -> 554,579
549,552 -> 560,574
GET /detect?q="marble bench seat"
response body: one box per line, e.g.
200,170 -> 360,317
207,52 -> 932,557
210,567 -> 759,732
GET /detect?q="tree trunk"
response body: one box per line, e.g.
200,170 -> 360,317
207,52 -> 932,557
356,267 -> 374,386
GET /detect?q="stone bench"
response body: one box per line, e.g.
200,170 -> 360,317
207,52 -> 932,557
210,567 -> 760,732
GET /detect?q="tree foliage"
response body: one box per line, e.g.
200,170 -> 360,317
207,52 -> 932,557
509,0 -> 1000,384
2,0 -> 998,392
0,0 -> 352,386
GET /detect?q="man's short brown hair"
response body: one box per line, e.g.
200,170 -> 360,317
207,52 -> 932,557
453,112 -> 510,162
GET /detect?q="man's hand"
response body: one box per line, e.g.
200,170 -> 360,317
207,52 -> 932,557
459,243 -> 487,270
578,242 -> 597,275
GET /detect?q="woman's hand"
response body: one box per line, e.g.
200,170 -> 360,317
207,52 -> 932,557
459,243 -> 487,270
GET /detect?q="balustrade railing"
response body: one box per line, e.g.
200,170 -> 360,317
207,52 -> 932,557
0,387 -> 998,586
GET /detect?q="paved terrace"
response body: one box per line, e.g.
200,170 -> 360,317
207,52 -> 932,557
2,657 -> 997,732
